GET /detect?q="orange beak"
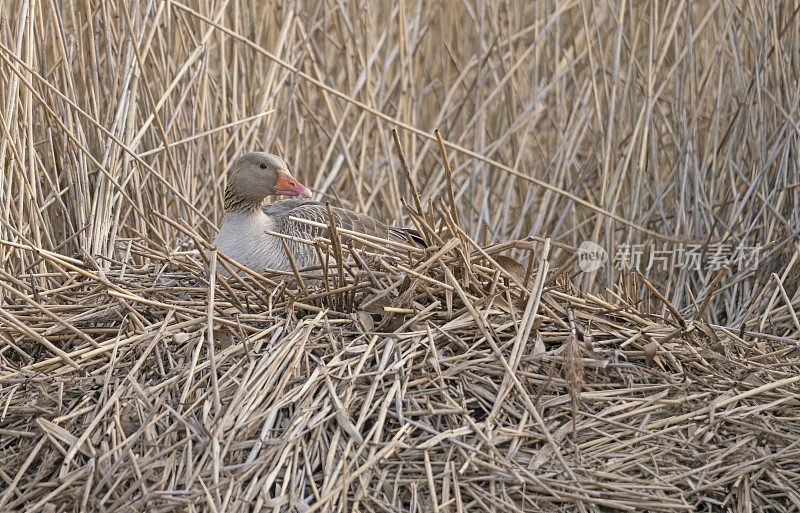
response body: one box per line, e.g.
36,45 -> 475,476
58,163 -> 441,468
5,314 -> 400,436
275,169 -> 312,198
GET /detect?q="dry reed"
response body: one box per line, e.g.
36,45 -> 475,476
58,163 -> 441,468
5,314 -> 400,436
1,1 -> 799,511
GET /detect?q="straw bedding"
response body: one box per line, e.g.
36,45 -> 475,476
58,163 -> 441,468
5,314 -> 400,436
1,206 -> 799,513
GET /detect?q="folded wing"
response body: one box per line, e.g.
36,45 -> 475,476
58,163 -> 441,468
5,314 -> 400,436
263,200 -> 424,268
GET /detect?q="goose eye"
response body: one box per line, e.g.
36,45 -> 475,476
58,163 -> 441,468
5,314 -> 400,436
259,163 -> 267,169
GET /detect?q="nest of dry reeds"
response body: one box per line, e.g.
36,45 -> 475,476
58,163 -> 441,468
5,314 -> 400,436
2,159 -> 799,512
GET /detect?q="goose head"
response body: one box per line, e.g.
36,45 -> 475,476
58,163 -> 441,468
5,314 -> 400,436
224,152 -> 312,212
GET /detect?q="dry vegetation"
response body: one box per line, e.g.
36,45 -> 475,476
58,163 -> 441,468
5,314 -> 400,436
1,0 -> 800,511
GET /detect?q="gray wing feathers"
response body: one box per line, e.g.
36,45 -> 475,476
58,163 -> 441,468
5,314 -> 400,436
266,202 -> 409,268
279,203 -> 399,240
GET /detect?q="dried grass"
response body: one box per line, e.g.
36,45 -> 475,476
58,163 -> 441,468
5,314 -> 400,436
2,203 -> 799,511
1,1 -> 800,512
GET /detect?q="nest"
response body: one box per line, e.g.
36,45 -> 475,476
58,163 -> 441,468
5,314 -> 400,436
1,191 -> 799,513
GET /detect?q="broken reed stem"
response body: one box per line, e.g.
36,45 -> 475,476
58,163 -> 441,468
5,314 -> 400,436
635,270 -> 687,329
281,238 -> 308,294
434,129 -> 458,225
392,128 -> 424,219
325,202 -> 347,309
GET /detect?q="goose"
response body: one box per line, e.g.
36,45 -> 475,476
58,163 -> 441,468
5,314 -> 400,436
212,152 -> 421,274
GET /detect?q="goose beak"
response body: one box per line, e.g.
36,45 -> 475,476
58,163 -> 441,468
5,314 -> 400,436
275,169 -> 312,198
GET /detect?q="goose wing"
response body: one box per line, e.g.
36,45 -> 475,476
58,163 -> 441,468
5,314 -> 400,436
263,201 -> 423,268
274,202 -> 408,242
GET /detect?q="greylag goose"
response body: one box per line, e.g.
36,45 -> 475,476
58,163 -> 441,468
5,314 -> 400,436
213,152 -> 420,273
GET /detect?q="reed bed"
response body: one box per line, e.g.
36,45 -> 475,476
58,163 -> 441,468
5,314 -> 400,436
1,0 -> 800,511
1,198 -> 800,511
